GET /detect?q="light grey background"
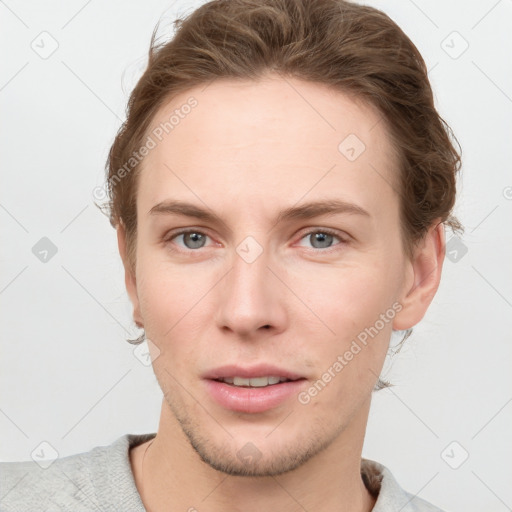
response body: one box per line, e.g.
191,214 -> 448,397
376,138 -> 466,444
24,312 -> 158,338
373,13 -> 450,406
1,0 -> 511,510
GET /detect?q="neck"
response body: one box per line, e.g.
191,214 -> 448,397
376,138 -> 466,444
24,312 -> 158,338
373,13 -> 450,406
131,398 -> 376,512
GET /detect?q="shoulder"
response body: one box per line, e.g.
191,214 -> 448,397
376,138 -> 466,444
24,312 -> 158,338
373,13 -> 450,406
0,433 -> 155,512
362,459 -> 447,512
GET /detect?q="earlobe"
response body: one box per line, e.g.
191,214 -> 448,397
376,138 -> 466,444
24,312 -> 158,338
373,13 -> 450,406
116,223 -> 143,328
393,222 -> 446,331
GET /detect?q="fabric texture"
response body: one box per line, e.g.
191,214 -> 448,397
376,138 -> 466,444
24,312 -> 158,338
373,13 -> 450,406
1,433 -> 445,511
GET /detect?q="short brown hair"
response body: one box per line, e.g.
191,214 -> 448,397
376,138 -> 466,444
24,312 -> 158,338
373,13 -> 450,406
100,0 -> 462,274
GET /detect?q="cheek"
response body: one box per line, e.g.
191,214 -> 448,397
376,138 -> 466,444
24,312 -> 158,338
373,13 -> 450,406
289,261 -> 400,392
135,261 -> 213,362
137,251 -> 210,317
291,261 -> 401,337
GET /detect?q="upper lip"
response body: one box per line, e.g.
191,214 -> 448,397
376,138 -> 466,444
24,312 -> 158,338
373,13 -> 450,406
203,364 -> 304,381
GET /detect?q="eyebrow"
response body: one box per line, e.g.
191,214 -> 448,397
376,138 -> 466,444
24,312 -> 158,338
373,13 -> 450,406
148,199 -> 370,226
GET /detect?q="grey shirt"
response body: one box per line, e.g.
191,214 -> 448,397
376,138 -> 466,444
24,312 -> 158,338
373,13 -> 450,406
0,433 -> 444,511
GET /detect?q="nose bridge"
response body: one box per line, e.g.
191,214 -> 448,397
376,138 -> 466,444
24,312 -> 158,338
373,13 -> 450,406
229,240 -> 272,311
216,236 -> 285,335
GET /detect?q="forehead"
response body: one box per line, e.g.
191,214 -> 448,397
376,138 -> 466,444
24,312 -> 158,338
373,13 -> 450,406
138,75 -> 399,218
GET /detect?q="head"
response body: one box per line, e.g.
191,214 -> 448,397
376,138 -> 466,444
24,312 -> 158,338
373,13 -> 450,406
100,0 -> 461,477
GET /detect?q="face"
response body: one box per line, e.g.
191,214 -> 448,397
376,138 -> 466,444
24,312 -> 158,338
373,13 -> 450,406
121,75 -> 423,477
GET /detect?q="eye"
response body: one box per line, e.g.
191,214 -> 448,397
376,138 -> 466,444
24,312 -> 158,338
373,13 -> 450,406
164,228 -> 347,252
296,229 -> 345,250
166,229 -> 212,250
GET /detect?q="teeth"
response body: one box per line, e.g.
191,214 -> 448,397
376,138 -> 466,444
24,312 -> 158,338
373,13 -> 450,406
234,377 -> 251,386
220,376 -> 290,387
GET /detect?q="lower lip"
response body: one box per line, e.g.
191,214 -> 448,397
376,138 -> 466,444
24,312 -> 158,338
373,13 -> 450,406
204,379 -> 306,413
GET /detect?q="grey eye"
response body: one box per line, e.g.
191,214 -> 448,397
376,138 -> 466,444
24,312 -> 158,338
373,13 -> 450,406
309,232 -> 334,249
182,232 -> 207,249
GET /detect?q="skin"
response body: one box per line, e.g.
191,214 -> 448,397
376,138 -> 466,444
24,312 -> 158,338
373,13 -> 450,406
118,73 -> 445,512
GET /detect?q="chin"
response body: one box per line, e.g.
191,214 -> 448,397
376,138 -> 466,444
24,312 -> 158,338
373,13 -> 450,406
179,414 -> 342,477
191,437 -> 331,477
161,379 -> 352,477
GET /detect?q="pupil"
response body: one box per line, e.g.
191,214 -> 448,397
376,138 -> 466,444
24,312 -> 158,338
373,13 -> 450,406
185,232 -> 205,249
312,232 -> 332,248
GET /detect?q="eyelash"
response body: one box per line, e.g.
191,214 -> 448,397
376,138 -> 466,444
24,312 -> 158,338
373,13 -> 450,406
164,228 -> 348,253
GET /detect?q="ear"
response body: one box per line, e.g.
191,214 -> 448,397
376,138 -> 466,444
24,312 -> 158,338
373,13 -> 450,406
117,223 -> 143,328
393,221 -> 446,330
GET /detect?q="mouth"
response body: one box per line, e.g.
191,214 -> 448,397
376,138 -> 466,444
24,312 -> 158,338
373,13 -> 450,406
203,365 -> 307,413
213,376 -> 299,388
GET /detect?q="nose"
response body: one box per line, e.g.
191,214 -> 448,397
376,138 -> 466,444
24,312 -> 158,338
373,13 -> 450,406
215,243 -> 288,339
